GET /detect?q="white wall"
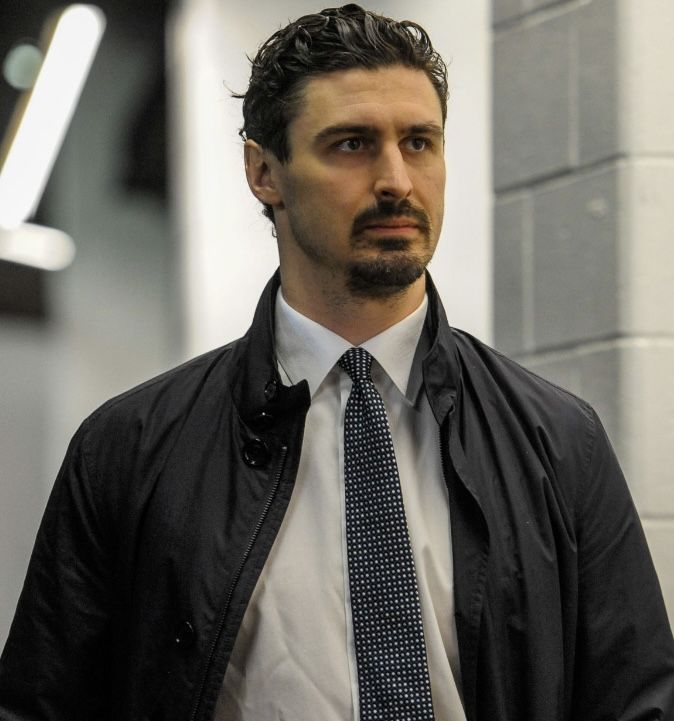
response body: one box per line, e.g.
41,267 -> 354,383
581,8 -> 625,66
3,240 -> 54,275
170,0 -> 492,355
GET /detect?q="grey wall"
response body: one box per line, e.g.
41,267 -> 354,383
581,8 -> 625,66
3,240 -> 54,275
0,20 -> 181,650
0,322 -> 51,645
492,0 -> 674,623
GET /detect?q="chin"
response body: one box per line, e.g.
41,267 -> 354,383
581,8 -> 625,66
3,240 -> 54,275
346,256 -> 428,299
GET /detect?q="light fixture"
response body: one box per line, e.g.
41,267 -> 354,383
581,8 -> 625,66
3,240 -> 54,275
0,5 -> 106,231
0,223 -> 76,271
2,43 -> 44,91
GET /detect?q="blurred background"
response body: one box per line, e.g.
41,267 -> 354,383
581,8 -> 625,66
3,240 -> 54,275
0,0 -> 672,649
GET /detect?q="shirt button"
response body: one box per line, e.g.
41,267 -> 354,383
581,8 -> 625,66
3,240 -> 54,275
243,437 -> 270,467
174,620 -> 195,648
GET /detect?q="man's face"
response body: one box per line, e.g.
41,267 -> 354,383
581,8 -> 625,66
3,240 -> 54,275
258,64 -> 446,299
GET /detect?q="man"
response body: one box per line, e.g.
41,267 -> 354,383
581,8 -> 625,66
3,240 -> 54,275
1,4 -> 673,721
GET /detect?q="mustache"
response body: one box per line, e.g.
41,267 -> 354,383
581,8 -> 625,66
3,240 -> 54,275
351,200 -> 431,235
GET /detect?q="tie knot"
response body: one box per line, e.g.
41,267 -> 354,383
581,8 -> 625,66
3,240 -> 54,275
338,347 -> 373,382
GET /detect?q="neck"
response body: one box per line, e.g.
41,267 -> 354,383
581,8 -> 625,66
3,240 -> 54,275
279,268 -> 426,346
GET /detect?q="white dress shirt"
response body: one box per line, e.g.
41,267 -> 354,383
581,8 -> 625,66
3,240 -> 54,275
216,290 -> 466,721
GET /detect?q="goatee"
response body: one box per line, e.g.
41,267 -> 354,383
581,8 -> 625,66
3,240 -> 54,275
347,200 -> 433,298
346,252 -> 429,298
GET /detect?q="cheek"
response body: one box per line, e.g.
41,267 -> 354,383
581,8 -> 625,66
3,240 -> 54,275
416,171 -> 445,232
429,164 -> 447,193
285,181 -> 346,235
284,163 -> 370,237
305,174 -> 361,220
424,169 -> 446,206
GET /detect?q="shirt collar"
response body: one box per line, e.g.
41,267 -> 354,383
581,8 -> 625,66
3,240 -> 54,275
361,296 -> 428,401
275,288 -> 428,401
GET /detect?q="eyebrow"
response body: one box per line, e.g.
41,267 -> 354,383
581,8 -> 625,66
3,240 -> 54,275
314,122 -> 444,144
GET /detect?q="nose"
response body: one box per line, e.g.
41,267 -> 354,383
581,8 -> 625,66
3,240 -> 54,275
373,145 -> 413,202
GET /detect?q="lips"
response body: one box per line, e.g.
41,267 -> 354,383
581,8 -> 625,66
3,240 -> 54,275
362,219 -> 419,231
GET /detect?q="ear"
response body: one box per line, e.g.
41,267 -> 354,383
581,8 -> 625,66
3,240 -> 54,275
244,140 -> 284,208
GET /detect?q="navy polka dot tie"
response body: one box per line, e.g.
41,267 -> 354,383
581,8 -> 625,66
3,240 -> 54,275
339,347 -> 435,721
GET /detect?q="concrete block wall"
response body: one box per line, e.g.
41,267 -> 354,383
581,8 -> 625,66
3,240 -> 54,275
492,0 -> 674,625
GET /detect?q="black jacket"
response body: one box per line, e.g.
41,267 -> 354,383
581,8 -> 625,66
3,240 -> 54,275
1,272 -> 673,721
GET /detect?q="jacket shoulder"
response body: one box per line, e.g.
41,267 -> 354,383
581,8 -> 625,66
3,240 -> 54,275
452,329 -> 595,424
86,339 -> 241,432
70,338 -> 245,502
450,329 -> 600,482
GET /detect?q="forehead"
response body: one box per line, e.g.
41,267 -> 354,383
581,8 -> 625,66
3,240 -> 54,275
289,65 -> 443,142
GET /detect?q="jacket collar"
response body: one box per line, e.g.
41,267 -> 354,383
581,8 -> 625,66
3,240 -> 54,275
231,271 -> 311,435
421,272 -> 461,424
232,270 -> 461,432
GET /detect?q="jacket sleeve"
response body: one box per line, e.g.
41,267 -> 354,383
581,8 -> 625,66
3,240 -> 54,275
0,417 -> 115,721
572,407 -> 674,721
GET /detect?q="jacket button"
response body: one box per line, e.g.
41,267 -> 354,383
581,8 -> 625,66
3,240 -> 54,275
264,380 -> 278,401
175,620 -> 195,647
252,411 -> 274,430
243,437 -> 270,467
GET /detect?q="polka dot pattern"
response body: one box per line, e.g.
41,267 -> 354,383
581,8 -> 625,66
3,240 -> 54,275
339,347 -> 435,721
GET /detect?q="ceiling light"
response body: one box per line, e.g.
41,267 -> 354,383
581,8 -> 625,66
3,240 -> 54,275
0,223 -> 76,271
0,5 -> 106,231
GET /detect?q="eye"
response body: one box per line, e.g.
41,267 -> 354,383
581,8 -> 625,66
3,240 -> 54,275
335,137 -> 366,152
406,136 -> 429,152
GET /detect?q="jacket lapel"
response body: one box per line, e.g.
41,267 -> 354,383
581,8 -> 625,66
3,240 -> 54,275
422,273 -> 491,721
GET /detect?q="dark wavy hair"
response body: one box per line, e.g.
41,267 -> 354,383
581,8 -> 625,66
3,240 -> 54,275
235,4 -> 448,222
